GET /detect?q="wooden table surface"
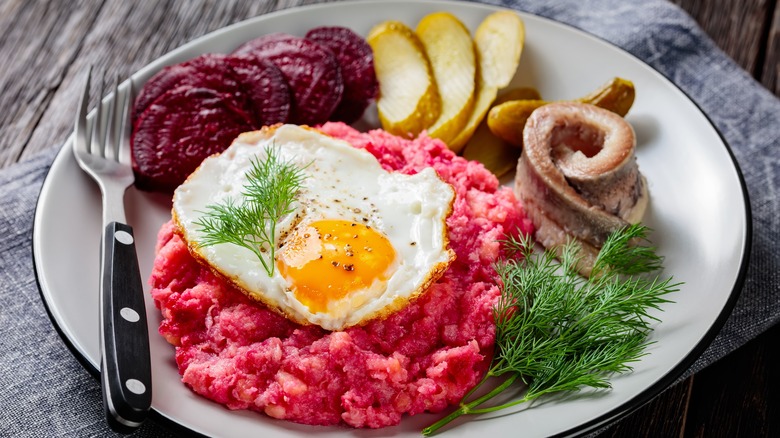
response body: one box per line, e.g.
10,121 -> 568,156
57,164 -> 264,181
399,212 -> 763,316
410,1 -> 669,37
2,0 -> 777,436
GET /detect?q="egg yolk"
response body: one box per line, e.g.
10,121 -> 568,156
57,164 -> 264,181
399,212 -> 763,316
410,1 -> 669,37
276,219 -> 397,314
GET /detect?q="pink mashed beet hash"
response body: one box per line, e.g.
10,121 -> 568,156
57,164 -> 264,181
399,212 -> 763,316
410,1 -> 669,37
149,122 -> 534,428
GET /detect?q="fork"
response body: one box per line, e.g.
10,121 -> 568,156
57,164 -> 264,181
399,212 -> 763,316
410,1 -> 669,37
73,67 -> 152,432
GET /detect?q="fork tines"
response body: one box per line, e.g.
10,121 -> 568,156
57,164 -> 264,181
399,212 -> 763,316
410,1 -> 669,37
75,67 -> 134,165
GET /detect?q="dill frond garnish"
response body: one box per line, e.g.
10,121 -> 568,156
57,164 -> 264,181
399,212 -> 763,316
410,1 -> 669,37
193,146 -> 307,277
422,224 -> 679,435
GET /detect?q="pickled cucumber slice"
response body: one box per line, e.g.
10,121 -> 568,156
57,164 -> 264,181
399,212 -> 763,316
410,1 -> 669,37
368,21 -> 441,137
416,12 -> 476,145
487,77 -> 636,147
449,10 -> 526,152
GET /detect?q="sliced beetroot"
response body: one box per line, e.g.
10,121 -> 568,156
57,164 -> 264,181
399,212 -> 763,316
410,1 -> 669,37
232,32 -> 298,57
305,26 -> 378,124
224,55 -> 291,126
232,33 -> 344,126
132,63 -> 193,122
133,53 -> 247,122
131,85 -> 256,192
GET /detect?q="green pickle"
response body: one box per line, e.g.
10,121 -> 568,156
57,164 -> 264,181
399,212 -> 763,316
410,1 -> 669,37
486,77 -> 636,148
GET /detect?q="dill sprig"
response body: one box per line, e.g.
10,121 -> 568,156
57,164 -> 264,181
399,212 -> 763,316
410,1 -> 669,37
193,146 -> 306,277
422,224 -> 680,435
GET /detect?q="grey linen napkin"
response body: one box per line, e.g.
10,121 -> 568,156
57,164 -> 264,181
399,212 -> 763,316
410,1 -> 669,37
1,0 -> 777,436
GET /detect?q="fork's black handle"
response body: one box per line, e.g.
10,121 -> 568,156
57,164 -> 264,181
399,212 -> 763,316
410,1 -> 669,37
100,221 -> 152,433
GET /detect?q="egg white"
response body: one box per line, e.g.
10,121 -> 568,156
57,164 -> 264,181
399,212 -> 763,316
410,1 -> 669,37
172,124 -> 455,330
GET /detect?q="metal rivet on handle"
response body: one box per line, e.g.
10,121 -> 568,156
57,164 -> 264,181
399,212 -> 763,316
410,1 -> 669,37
120,307 -> 140,323
125,379 -> 146,395
115,230 -> 134,245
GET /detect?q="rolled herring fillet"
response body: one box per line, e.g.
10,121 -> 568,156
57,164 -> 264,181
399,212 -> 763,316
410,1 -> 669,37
514,102 -> 648,276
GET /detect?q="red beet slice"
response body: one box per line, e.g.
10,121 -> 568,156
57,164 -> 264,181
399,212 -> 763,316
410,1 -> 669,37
224,55 -> 291,126
305,26 -> 378,124
233,33 -> 344,126
131,85 -> 256,192
132,63 -> 193,122
132,53 -> 246,122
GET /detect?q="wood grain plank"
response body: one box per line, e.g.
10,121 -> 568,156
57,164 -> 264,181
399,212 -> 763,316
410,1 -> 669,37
683,323 -> 780,437
761,1 -> 779,95
599,379 -> 692,437
672,0 -> 778,97
0,0 -> 103,168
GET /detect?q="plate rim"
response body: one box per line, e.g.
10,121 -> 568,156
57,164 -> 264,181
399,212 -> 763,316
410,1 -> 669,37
31,0 -> 753,436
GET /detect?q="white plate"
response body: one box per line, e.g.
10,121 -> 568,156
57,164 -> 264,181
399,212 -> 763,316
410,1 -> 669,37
33,0 -> 750,436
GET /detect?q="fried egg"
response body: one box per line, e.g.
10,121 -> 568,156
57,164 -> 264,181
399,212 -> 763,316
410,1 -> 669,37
172,124 -> 455,330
